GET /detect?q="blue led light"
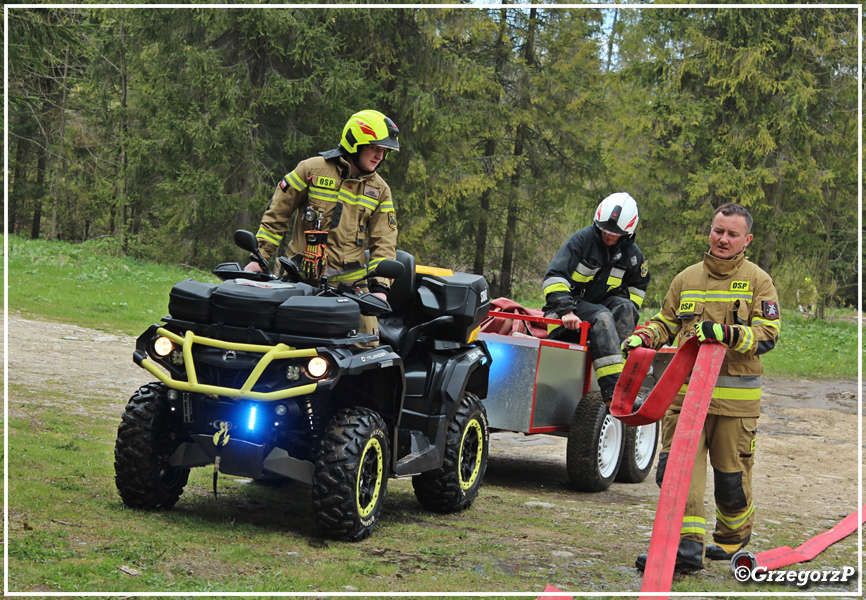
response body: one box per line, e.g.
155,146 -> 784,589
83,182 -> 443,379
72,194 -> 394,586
248,405 -> 257,430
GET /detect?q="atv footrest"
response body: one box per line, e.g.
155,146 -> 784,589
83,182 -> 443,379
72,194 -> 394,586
262,448 -> 314,484
394,421 -> 447,477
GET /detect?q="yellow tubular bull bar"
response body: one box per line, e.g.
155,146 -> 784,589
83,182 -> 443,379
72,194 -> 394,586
140,327 -> 320,401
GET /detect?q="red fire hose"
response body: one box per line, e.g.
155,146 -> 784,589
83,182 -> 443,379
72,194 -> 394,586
537,337 -> 859,599
610,337 -> 727,596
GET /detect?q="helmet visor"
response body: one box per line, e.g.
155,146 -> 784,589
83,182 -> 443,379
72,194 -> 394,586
596,221 -> 626,237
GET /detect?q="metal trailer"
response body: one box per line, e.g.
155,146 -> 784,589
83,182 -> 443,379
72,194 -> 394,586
479,310 -> 668,492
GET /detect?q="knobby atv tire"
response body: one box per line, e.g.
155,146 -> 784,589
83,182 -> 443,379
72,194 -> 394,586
412,393 -> 489,513
566,390 -> 623,492
616,389 -> 659,483
114,383 -> 190,510
312,407 -> 390,542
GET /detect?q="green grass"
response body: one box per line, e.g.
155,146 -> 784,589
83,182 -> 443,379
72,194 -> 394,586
761,315 -> 858,378
7,234 -> 221,335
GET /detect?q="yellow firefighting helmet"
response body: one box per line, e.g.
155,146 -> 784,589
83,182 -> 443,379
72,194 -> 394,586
339,110 -> 400,154
594,192 -> 639,237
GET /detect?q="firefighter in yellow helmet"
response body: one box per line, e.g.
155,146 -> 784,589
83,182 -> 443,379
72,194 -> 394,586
245,110 -> 400,343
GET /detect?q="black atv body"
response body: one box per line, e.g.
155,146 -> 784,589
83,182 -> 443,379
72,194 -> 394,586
114,231 -> 492,541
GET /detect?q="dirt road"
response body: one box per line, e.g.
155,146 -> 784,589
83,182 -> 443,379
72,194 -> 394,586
5,312 -> 861,593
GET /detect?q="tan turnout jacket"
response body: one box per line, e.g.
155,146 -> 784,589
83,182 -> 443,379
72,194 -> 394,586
255,153 -> 397,289
636,251 -> 780,417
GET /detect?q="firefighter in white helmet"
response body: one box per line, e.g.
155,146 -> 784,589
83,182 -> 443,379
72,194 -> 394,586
541,192 -> 650,408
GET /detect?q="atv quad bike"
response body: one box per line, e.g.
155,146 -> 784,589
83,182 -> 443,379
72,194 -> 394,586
114,230 -> 492,541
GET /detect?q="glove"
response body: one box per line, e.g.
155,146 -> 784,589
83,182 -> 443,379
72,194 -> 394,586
694,321 -> 740,347
621,332 -> 651,359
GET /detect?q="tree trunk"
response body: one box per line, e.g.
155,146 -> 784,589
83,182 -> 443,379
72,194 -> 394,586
118,19 -> 130,252
473,139 -> 496,276
49,45 -> 71,241
11,135 -> 29,234
605,8 -> 619,74
499,7 -> 537,298
757,167 -> 783,274
473,10 -> 509,278
31,150 -> 47,239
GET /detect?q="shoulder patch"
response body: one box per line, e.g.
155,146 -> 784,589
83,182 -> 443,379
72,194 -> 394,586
278,177 -> 289,192
762,300 -> 780,320
640,261 -> 649,278
388,212 -> 397,230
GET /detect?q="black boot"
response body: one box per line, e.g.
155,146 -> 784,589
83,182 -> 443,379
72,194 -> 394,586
636,538 -> 704,573
706,534 -> 750,561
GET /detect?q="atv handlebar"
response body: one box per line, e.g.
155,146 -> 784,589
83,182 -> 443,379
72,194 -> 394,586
213,231 -> 405,318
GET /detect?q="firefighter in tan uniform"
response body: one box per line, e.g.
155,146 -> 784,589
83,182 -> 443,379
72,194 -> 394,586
624,203 -> 781,573
245,110 -> 400,342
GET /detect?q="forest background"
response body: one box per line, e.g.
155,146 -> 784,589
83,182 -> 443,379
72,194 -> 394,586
6,4 -> 860,316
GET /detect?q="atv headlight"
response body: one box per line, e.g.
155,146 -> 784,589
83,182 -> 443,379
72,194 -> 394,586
307,356 -> 329,379
153,336 -> 175,358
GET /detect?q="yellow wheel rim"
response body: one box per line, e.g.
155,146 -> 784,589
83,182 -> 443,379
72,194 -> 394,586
356,437 -> 383,517
459,419 -> 483,490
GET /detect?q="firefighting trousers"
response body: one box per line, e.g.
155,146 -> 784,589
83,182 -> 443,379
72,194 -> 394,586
549,296 -> 639,404
657,407 -> 758,549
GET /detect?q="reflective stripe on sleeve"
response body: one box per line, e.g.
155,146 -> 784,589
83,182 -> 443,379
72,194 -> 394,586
733,326 -> 755,352
752,317 -> 781,332
256,228 -> 282,246
542,276 -> 572,296
286,171 -> 307,192
653,313 -> 680,334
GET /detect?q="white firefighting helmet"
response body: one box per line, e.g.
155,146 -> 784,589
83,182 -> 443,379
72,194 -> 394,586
594,192 -> 639,237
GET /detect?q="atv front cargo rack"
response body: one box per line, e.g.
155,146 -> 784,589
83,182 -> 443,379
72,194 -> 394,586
136,326 -> 321,401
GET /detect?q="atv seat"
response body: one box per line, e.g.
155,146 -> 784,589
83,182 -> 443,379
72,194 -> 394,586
377,250 -> 416,353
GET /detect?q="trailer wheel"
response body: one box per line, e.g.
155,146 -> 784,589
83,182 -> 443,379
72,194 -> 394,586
413,393 -> 489,513
566,391 -> 623,492
312,408 -> 389,542
616,423 -> 658,483
615,388 -> 658,483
